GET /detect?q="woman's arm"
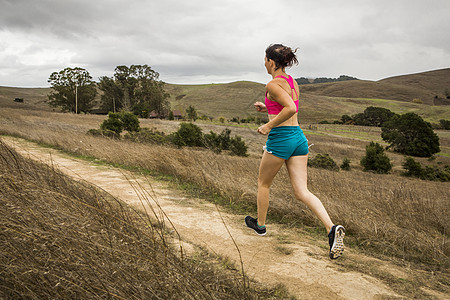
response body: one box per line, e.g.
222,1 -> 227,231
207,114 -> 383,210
257,81 -> 296,135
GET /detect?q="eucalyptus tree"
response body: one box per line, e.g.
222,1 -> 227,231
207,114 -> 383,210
48,67 -> 97,113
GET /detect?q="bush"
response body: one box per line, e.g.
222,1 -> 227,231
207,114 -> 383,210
340,157 -> 351,171
100,112 -> 123,134
229,136 -> 248,157
360,142 -> 392,174
86,128 -> 120,139
203,131 -> 222,154
86,128 -> 104,136
402,157 -> 424,178
381,113 -> 440,157
402,157 -> 450,182
439,119 -> 450,130
308,154 -> 339,171
100,111 -> 140,135
124,128 -> 167,144
171,123 -> 203,147
119,111 -> 140,132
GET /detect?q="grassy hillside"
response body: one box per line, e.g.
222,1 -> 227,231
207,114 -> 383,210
380,68 -> 450,97
0,86 -> 52,111
301,68 -> 450,105
1,68 -> 449,123
164,81 -> 265,119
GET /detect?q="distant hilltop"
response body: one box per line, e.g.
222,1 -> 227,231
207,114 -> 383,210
296,75 -> 359,85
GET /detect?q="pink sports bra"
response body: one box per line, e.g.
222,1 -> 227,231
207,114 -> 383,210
265,75 -> 299,115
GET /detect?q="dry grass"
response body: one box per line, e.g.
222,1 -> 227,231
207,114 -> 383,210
0,108 -> 449,275
0,139 -> 289,299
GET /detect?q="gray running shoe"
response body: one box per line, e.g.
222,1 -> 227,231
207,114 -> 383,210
245,216 -> 267,236
328,225 -> 345,259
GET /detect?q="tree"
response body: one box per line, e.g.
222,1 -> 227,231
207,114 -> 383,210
381,113 -> 440,157
362,106 -> 396,127
98,65 -> 170,117
186,105 -> 198,121
352,106 -> 396,127
98,76 -> 122,113
360,142 -> 392,174
48,67 -> 97,113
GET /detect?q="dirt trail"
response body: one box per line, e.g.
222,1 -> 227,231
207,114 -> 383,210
3,136 -> 417,299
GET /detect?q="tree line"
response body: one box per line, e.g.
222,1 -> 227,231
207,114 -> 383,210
47,65 -> 169,117
295,75 -> 359,85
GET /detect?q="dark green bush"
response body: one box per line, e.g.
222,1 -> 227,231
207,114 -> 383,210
402,157 -> 424,178
360,142 -> 392,174
229,136 -> 248,157
99,111 -> 140,135
119,111 -> 140,132
308,154 -> 339,171
86,128 -> 120,139
340,157 -> 351,171
124,128 -> 167,144
402,157 -> 450,182
100,112 -> 123,134
171,123 -> 203,147
203,131 -> 222,153
86,128 -> 104,136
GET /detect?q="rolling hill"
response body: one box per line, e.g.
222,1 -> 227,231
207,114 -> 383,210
1,68 -> 449,123
300,68 -> 450,105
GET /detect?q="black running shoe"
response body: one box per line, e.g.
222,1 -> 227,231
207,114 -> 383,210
245,216 -> 266,236
328,225 -> 345,259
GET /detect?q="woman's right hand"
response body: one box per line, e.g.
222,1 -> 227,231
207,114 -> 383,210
254,101 -> 267,112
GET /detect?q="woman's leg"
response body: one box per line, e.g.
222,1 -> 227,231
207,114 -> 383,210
257,151 -> 285,226
285,155 -> 334,233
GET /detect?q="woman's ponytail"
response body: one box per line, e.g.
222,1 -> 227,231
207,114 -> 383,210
266,44 -> 299,70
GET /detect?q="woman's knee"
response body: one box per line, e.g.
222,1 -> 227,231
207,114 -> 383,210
294,188 -> 312,202
258,177 -> 272,189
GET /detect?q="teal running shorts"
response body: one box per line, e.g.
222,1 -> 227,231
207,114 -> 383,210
264,126 -> 308,160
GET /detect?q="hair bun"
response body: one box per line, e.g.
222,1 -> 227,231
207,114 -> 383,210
266,44 -> 298,70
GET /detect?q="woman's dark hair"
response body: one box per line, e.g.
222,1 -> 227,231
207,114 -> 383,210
265,44 -> 298,70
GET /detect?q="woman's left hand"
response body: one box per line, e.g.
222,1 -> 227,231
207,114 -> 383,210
257,124 -> 272,135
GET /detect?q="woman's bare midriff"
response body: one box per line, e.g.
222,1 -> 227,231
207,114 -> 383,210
268,113 -> 299,127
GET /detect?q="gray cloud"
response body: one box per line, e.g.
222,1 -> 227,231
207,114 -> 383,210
1,0 -> 449,87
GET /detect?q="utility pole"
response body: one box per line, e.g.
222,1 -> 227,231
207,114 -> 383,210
75,83 -> 78,114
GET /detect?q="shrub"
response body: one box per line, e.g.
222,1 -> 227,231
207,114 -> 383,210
100,112 -> 123,134
119,111 -> 140,132
86,128 -> 104,136
171,123 -> 203,147
100,111 -> 140,135
381,113 -> 440,157
308,154 -> 339,171
422,165 -> 450,182
186,105 -> 198,122
86,128 -> 120,139
203,131 -> 222,154
340,157 -> 351,171
402,157 -> 450,182
124,128 -> 167,144
439,119 -> 450,130
402,157 -> 424,178
229,136 -> 248,157
360,142 -> 392,174
218,129 -> 231,150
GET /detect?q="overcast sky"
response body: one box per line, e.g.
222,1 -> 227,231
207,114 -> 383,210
1,0 -> 449,87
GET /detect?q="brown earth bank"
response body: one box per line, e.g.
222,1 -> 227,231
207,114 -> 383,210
2,136 -> 449,299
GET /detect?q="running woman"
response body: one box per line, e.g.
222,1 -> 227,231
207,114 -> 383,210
245,44 -> 345,259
